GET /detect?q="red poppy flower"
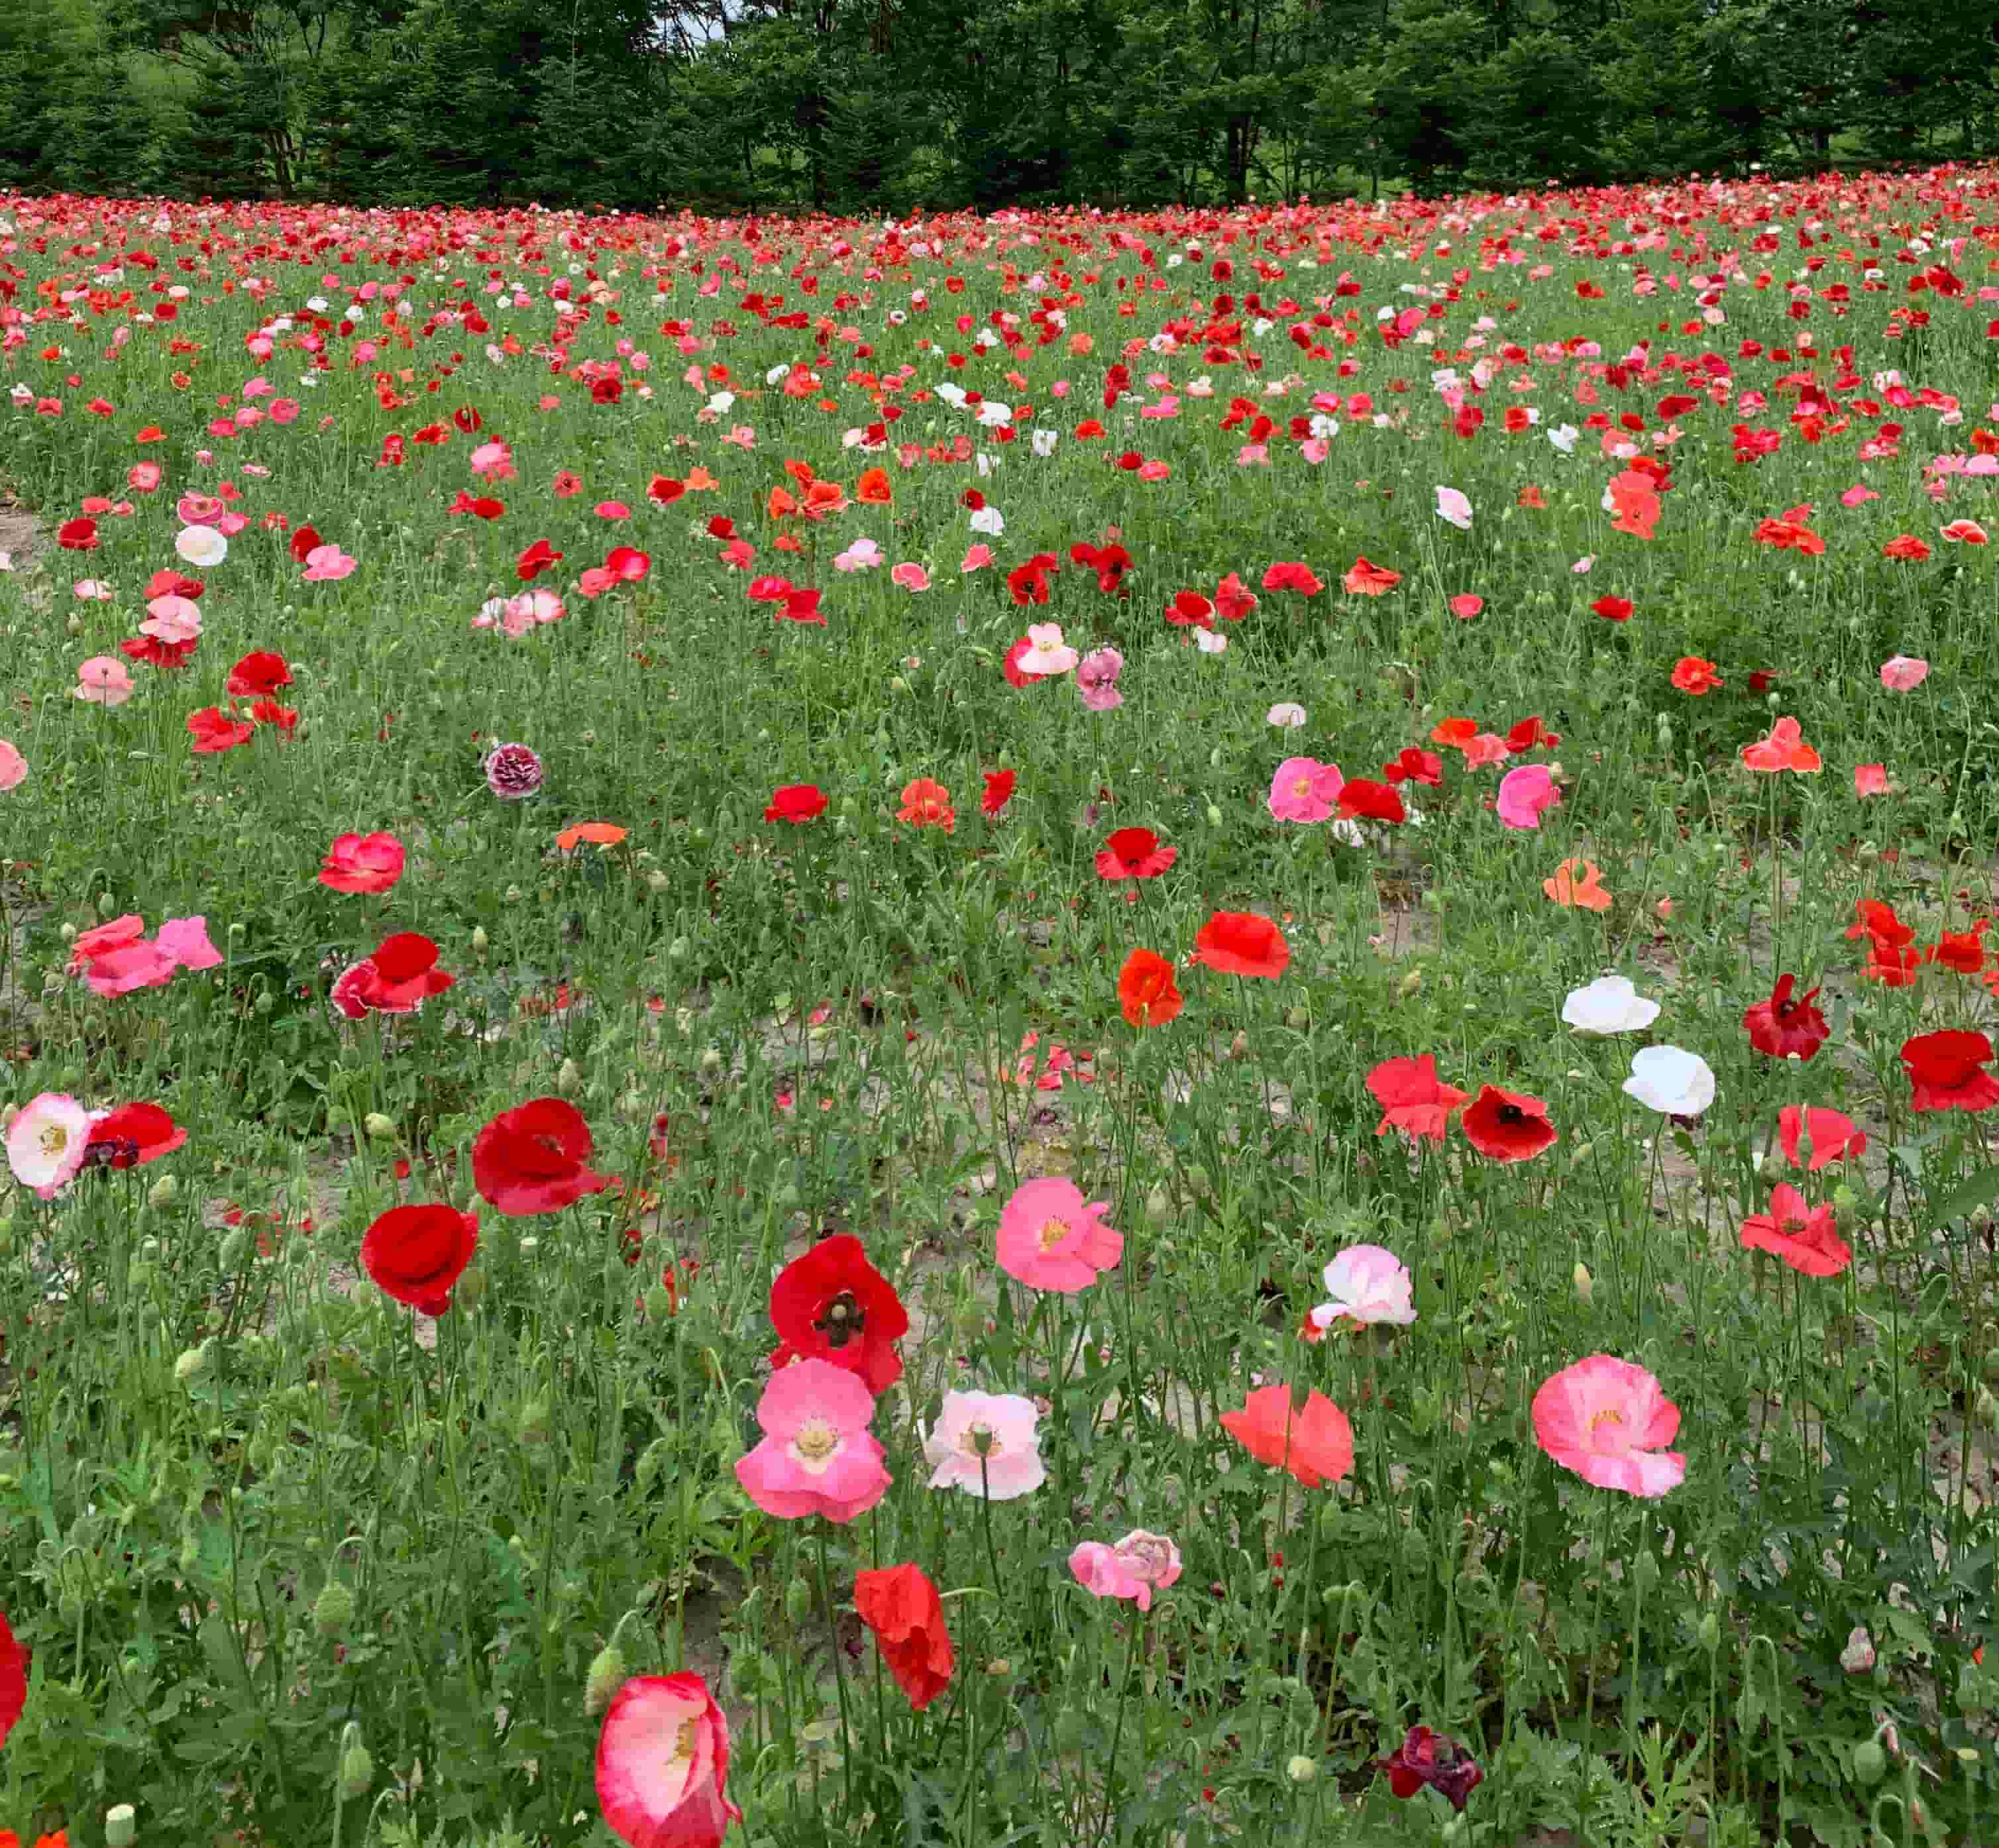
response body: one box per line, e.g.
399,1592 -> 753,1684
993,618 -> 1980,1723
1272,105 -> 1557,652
1739,1183 -> 1851,1277
1929,922 -> 1989,975
647,474 -> 685,505
1863,943 -> 1924,987
1746,669 -> 1778,693
1592,595 -> 1633,622
1006,553 -> 1059,606
58,516 -> 99,551
1503,716 -> 1559,752
1190,910 -> 1289,980
1118,948 -> 1183,1028
1882,533 -> 1931,561
1342,556 -> 1401,596
360,1202 -> 480,1315
1383,748 -> 1444,787
1214,571 -> 1258,622
472,1097 -> 612,1215
1002,636 -> 1048,688
1164,589 -> 1215,629
765,784 -> 828,824
1070,540 -> 1131,591
248,698 -> 297,735
1671,657 -> 1723,694
1261,561 -> 1323,595
146,569 -> 203,600
121,633 -> 198,670
1902,1030 -> 1999,1114
780,586 -> 825,625
1220,1383 -> 1353,1488
1755,517 -> 1824,555
226,650 -> 292,697
1777,1105 -> 1866,1171
187,706 -> 255,753
515,538 -> 563,581
1095,827 -> 1177,881
83,1101 -> 186,1169
1741,973 -> 1829,1060
1366,1056 -> 1468,1144
334,932 -> 456,1018
981,769 -> 1016,818
319,831 -> 405,895
1379,1726 -> 1484,1812
0,1607 -> 25,1749
1847,898 -> 1914,950
853,1564 -> 953,1711
287,524 -> 323,565
1337,779 -> 1406,825
896,777 -> 955,832
855,467 -> 892,504
769,1232 -> 908,1391
1460,1084 -> 1558,1162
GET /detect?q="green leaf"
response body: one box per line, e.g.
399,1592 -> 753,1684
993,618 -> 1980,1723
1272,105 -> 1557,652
1927,1164 -> 1999,1227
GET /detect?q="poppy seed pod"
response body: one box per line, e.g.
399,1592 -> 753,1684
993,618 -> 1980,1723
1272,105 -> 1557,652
584,1643 -> 626,1716
313,1580 -> 356,1637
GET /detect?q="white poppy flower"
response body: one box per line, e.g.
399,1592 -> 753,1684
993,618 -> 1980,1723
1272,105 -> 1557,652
175,525 -> 227,568
1622,1045 -> 1715,1116
1562,975 -> 1660,1036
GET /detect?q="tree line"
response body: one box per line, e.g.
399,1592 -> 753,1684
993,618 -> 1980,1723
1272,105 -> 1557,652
3,0 -> 1997,210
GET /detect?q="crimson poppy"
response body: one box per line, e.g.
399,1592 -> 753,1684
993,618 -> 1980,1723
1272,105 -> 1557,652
1592,595 -> 1633,622
1379,1726 -> 1483,1812
335,933 -> 456,1018
1337,780 -> 1406,825
288,524 -> 323,565
360,1202 -> 480,1315
981,769 -> 1016,818
1366,1056 -> 1468,1144
1163,589 -> 1215,629
1006,553 -> 1059,606
1190,910 -> 1289,980
1742,973 -> 1829,1061
1118,948 -> 1183,1028
0,1607 -> 25,1749
1069,540 -> 1131,591
648,474 -> 685,505
1261,561 -> 1323,595
1902,1030 -> 1999,1114
1214,572 -> 1258,622
853,1564 -> 953,1711
515,538 -> 563,581
1094,827 -> 1177,881
121,633 -> 197,670
1929,924 -> 1989,975
83,1101 -> 186,1169
1382,748 -> 1443,787
1504,716 -> 1559,752
1460,1085 -> 1557,1161
765,784 -> 828,824
1847,898 -> 1914,950
187,706 -> 255,753
779,586 -> 825,625
226,651 -> 292,697
58,516 -> 99,551
768,1232 -> 908,1391
146,569 -> 203,600
472,1097 -> 612,1215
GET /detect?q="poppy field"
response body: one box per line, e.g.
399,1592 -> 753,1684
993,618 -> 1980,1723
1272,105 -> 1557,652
5,166 -> 1999,1847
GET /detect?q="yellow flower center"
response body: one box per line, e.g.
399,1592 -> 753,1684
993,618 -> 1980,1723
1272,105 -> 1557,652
39,1124 -> 69,1158
1291,775 -> 1313,798
792,1419 -> 840,1464
1588,1407 -> 1626,1446
675,1718 -> 700,1762
1036,1216 -> 1071,1252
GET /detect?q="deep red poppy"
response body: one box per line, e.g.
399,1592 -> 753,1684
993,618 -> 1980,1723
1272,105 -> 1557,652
1190,910 -> 1289,979
1460,1084 -> 1558,1161
1069,541 -> 1132,592
83,1101 -> 186,1169
1592,595 -> 1633,622
1929,923 -> 1989,975
981,769 -> 1016,818
1337,779 -> 1406,825
0,1607 -> 25,1749
334,932 -> 456,1018
1164,589 -> 1215,629
226,650 -> 292,696
853,1564 -> 954,1711
780,586 -> 825,625
187,706 -> 255,753
1383,748 -> 1444,787
288,524 -> 324,565
1846,898 -> 1914,950
1504,716 -> 1559,752
515,538 -> 564,582
1380,1726 -> 1484,1812
472,1097 -> 612,1215
769,1232 -> 908,1391
122,633 -> 197,669
360,1203 -> 480,1315
58,516 -> 99,551
1902,1030 -> 1999,1114
765,784 -> 828,824
1005,553 -> 1059,607
1261,561 -> 1323,595
1742,973 -> 1829,1061
1366,1056 -> 1469,1144
1094,827 -> 1177,881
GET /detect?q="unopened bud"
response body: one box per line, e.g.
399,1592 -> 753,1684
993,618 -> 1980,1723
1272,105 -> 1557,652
1397,967 -> 1423,999
1975,1386 -> 1998,1433
643,1285 -> 673,1321
472,925 -> 490,953
1205,804 -> 1224,828
1852,1738 -> 1886,1785
455,1265 -> 486,1309
336,1744 -> 374,1800
363,1111 -> 396,1138
1286,1755 -> 1318,1783
1573,1262 -> 1593,1306
313,1580 -> 356,1637
647,869 -> 669,893
98,891 -> 119,918
556,1057 -> 582,1095
174,1341 -> 211,1384
699,1045 -> 724,1075
584,1643 -> 627,1715
148,1173 -> 178,1208
1696,1609 -> 1719,1652
217,1229 -> 250,1273
104,1804 -> 136,1848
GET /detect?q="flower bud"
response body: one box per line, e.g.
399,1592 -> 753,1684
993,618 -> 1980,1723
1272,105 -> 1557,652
556,1057 -> 582,1095
516,1397 -> 550,1446
643,1285 -> 673,1322
584,1643 -> 627,1716
1397,967 -> 1423,999
336,1744 -> 374,1800
1976,1386 -> 1999,1433
699,1046 -> 724,1075
104,1804 -> 136,1848
363,1111 -> 396,1138
313,1580 -> 356,1637
1696,1609 -> 1719,1652
1205,804 -> 1224,828
217,1228 -> 250,1273
67,612 -> 84,635
174,1341 -> 211,1384
647,869 -> 669,893
1573,1262 -> 1593,1306
455,1265 -> 486,1309
1852,1739 -> 1886,1785
472,925 -> 490,953
1286,1755 -> 1318,1783
98,891 -> 119,918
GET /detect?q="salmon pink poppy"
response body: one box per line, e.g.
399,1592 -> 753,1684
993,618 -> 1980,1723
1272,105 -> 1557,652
319,832 -> 405,894
360,1203 -> 480,1315
997,1177 -> 1122,1293
1191,910 -> 1289,980
769,1233 -> 908,1392
1882,534 -> 1931,561
1095,827 -> 1175,881
1268,757 -> 1344,823
1533,1355 -> 1685,1497
1461,1085 -> 1557,1162
1778,1105 -> 1866,1171
0,740 -> 24,792
896,778 -> 955,833
1742,974 -> 1829,1060
1366,1055 -> 1468,1143
301,543 -> 356,581
1118,947 -> 1182,1027
1854,763 -> 1890,798
73,655 -> 135,706
472,1097 -> 612,1215
765,784 -> 828,824
1220,1384 -> 1353,1488
596,1672 -> 741,1848
1902,1030 -> 1999,1113
1448,594 -> 1484,620
1544,857 -> 1612,910
555,821 -> 626,851
735,1357 -> 890,1523
853,1564 -> 953,1710
1342,555 -> 1401,596
1739,1185 -> 1851,1277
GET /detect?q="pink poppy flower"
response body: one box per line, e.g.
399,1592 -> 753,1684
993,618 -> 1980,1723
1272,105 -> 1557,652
80,940 -> 177,997
1531,1354 -> 1686,1497
960,543 -> 995,574
1069,1530 -> 1181,1612
73,655 -> 136,706
1495,763 -> 1562,830
733,1358 -> 890,1523
1878,655 -> 1929,692
596,1673 -> 741,1848
0,739 -> 27,791
5,1091 -> 94,1199
141,595 -> 203,642
594,500 -> 632,520
1434,486 -> 1474,529
1016,624 -> 1077,676
834,537 -> 883,572
1448,593 -> 1484,620
924,1389 -> 1044,1500
1854,763 -> 1890,798
301,544 -> 356,582
156,916 -> 223,970
1268,756 -> 1344,824
1075,647 -> 1124,712
1307,1244 -> 1417,1334
997,1176 -> 1122,1293
891,562 -> 931,592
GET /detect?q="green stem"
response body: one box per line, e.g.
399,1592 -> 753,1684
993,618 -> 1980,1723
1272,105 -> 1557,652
815,1521 -> 855,1821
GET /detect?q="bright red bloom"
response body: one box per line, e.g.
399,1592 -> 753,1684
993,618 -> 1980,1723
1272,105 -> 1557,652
1755,517 -> 1825,555
1379,1727 -> 1484,1813
83,1101 -> 186,1169
779,586 -> 825,625
1742,973 -> 1829,1060
1006,552 -> 1059,606
515,538 -> 564,581
121,633 -> 198,669
187,706 -> 254,753
1342,556 -> 1401,596
1591,595 -> 1633,622
1929,922 -> 1989,975
146,569 -> 203,600
853,1564 -> 953,1711
333,932 -> 456,1018
1366,1056 -> 1468,1144
319,832 -> 405,895
247,698 -> 297,735
765,784 -> 828,824
1778,1105 -> 1866,1171
1117,948 -> 1183,1028
1382,748 -> 1443,788
1214,572 -> 1258,621
1094,827 -> 1177,881
1337,779 -> 1406,825
360,1203 -> 480,1315
1503,716 -> 1558,753
288,524 -> 324,564
1163,588 -> 1215,629
1261,561 -> 1323,595
1220,1383 -> 1353,1488
1902,1030 -> 1999,1113
1847,898 -> 1914,950
1671,657 -> 1723,694
1460,1085 -> 1558,1162
1739,1183 -> 1851,1278
1863,943 -> 1925,987
58,516 -> 99,551
226,650 -> 291,696
1190,910 -> 1289,980
0,1607 -> 25,1750
472,1097 -> 612,1215
769,1232 -> 908,1391
1069,541 -> 1132,591
981,769 -> 1016,818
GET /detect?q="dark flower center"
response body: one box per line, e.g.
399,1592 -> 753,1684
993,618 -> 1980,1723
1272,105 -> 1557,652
815,1289 -> 864,1348
1775,999 -> 1796,1019
1495,1103 -> 1525,1126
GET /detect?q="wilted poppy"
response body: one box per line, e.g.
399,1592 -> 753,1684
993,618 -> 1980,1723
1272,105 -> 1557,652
853,1564 -> 953,1711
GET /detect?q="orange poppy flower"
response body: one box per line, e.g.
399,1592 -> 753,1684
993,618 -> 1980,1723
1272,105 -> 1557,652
896,778 -> 954,833
1342,555 -> 1402,596
555,822 -> 627,851
782,457 -> 816,487
1544,858 -> 1612,912
1430,717 -> 1479,751
1740,716 -> 1821,774
855,466 -> 892,504
766,484 -> 799,519
1116,948 -> 1183,1028
802,479 -> 847,519
684,465 -> 718,491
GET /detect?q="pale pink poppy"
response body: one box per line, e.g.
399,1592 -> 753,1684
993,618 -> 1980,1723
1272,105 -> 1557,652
997,1177 -> 1122,1293
1531,1354 -> 1686,1497
596,1673 -> 741,1848
302,544 -> 357,582
1016,624 -> 1077,676
73,656 -> 135,706
891,563 -> 931,592
733,1357 -> 889,1524
72,578 -> 115,601
0,739 -> 25,790
1070,1530 -> 1182,1612
1434,486 -> 1474,530
1309,1244 -> 1417,1332
1878,655 -> 1929,692
924,1389 -> 1044,1500
5,1092 -> 93,1199
1496,763 -> 1562,830
834,537 -> 884,573
142,595 -> 203,642
1268,756 -> 1344,824
1854,763 -> 1890,798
